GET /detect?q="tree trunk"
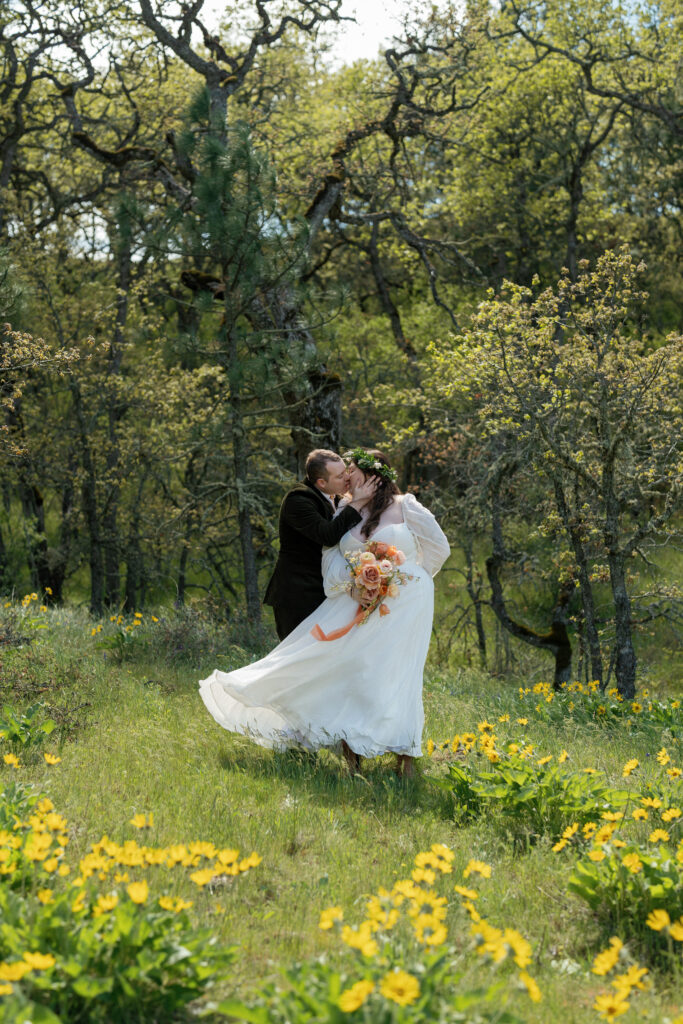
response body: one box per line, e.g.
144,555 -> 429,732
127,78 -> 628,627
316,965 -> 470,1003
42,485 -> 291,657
68,375 -> 104,616
463,538 -> 487,668
488,471 -> 573,688
604,479 -> 637,699
224,308 -> 261,626
103,228 -> 132,606
552,476 -> 603,684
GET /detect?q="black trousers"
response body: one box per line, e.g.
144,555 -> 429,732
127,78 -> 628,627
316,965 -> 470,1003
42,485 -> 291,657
272,598 -> 321,642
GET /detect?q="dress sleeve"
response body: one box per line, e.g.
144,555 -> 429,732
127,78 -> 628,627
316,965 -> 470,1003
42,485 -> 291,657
402,493 -> 450,577
321,545 -> 352,598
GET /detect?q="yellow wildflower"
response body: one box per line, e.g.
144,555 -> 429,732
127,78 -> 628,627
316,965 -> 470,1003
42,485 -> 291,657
662,807 -> 681,822
93,893 -> 119,916
667,767 -> 682,779
591,937 -> 623,976
129,813 -> 153,829
338,980 -> 374,1013
43,753 -> 61,765
411,867 -> 436,886
454,885 -> 479,899
669,917 -> 683,942
612,965 -> 648,994
588,849 -> 606,862
594,989 -> 630,1022
463,859 -> 491,879
239,851 -> 261,871
319,906 -> 343,930
341,922 -> 377,957
431,842 -> 455,864
519,971 -> 542,1002
645,909 -> 670,931
2,754 -> 19,767
189,868 -> 216,887
558,750 -> 568,763
517,718 -> 528,725
632,808 -> 648,821
648,829 -> 669,843
622,759 -> 639,777
657,748 -> 671,766
552,838 -> 569,853
379,969 -> 420,1006
426,739 -> 435,755
622,853 -> 642,874
127,880 -> 149,904
0,961 -> 33,981
505,928 -> 532,968
595,825 -> 615,845
37,889 -> 53,904
414,850 -> 440,871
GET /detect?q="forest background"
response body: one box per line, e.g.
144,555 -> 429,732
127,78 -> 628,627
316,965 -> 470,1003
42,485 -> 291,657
1,0 -> 681,699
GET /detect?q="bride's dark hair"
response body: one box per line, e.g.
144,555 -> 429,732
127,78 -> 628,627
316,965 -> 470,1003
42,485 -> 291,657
345,449 -> 401,540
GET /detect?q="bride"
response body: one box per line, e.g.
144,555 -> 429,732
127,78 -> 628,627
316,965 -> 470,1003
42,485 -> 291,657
199,449 -> 450,776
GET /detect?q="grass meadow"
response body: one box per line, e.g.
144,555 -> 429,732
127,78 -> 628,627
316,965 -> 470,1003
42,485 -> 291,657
0,602 -> 682,1023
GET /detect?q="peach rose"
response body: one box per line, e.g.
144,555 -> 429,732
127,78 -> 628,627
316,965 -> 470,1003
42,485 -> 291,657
359,551 -> 376,564
394,549 -> 406,565
373,542 -> 389,558
387,583 -> 399,598
385,546 -> 397,558
379,603 -> 390,616
359,563 -> 382,588
378,559 -> 393,576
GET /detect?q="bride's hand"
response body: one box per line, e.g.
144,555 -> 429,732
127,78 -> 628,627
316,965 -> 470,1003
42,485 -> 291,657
349,476 -> 379,507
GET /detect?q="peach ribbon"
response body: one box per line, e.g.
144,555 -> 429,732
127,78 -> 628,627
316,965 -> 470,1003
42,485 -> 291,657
310,604 -> 366,642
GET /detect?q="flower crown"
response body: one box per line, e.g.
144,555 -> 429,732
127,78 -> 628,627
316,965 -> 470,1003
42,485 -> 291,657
345,448 -> 398,482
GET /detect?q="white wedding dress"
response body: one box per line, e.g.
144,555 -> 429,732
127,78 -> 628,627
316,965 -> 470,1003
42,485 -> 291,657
198,494 -> 450,758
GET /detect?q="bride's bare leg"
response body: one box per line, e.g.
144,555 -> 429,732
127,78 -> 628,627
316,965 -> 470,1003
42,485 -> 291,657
395,754 -> 415,778
341,740 -> 360,772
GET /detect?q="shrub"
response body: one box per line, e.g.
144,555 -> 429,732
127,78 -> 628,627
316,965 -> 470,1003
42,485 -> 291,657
0,786 -> 260,1022
438,746 -> 631,841
0,702 -> 56,754
218,844 -> 542,1023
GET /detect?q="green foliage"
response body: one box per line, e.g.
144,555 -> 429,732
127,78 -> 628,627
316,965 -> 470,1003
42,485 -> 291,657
0,703 -> 56,751
439,751 -> 630,841
569,841 -> 683,964
0,778 -> 37,829
0,883 -> 236,1024
218,842 -> 536,1023
512,681 -> 683,741
219,958 -> 525,1024
0,779 -> 258,1022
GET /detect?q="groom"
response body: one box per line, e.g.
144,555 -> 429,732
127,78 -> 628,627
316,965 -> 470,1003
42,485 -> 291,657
264,449 -> 375,641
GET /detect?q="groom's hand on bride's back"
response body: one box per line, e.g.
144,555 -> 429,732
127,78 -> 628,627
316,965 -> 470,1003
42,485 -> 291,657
348,477 -> 379,508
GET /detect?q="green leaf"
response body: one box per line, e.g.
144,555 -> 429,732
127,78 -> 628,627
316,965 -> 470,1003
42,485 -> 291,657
71,975 -> 115,997
212,1001 -> 271,1022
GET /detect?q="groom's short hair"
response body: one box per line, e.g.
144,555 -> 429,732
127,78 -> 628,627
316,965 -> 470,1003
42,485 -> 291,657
305,449 -> 342,483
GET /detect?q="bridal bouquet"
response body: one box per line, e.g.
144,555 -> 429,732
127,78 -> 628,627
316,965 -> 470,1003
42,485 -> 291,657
311,540 -> 412,642
347,540 -> 411,624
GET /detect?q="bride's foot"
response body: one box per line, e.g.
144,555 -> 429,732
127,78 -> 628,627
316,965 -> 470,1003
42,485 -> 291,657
341,740 -> 360,773
395,755 -> 415,778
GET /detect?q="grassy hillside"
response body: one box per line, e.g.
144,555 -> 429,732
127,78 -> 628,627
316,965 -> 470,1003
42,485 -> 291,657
0,605 -> 681,1023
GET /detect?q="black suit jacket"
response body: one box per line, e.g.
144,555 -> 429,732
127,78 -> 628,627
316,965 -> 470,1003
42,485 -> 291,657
264,481 -> 362,638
